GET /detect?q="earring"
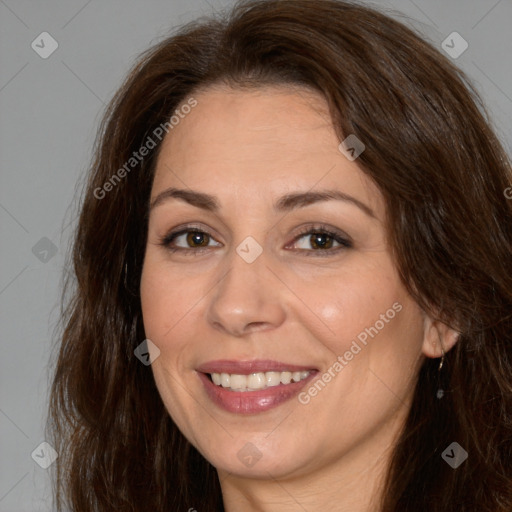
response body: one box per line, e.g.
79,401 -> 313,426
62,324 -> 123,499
438,345 -> 445,372
436,341 -> 445,399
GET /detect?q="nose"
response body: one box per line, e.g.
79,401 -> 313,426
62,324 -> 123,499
206,245 -> 286,338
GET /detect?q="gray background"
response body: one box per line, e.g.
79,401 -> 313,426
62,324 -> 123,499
1,0 -> 511,510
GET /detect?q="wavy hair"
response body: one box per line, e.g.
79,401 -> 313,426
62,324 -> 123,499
47,0 -> 512,510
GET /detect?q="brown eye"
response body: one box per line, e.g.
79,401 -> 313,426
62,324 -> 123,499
308,233 -> 335,250
184,231 -> 210,248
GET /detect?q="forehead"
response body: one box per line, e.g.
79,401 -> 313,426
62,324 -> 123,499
152,85 -> 384,219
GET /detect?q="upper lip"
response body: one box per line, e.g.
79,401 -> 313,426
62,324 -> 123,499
196,359 -> 317,375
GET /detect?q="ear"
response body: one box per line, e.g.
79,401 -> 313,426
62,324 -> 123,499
421,314 -> 460,359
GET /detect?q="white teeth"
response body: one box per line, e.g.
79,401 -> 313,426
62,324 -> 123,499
221,373 -> 230,388
209,370 -> 311,391
247,372 -> 266,389
230,374 -> 247,390
280,371 -> 292,384
266,371 -> 281,387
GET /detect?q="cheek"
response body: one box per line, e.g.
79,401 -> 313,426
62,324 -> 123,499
140,258 -> 199,342
315,273 -> 424,419
139,259 -> 196,405
140,261 -> 201,437
302,255 -> 425,407
308,258 -> 407,353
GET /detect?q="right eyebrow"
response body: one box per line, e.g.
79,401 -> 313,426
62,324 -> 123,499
150,187 -> 220,212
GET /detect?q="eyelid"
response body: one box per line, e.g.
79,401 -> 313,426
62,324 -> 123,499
158,225 -> 220,250
285,225 -> 352,257
290,224 -> 352,246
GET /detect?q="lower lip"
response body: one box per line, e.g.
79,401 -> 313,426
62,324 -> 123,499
197,371 -> 317,414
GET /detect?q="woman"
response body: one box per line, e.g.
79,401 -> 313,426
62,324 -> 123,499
47,0 -> 512,510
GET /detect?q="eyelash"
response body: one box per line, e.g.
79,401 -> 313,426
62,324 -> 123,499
158,224 -> 352,257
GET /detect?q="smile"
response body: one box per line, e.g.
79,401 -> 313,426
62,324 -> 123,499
209,370 -> 311,391
196,360 -> 318,413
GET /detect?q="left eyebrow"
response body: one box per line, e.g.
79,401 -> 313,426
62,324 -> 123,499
274,190 -> 375,218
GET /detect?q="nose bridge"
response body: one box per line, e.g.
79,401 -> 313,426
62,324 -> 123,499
206,237 -> 285,336
216,237 -> 268,308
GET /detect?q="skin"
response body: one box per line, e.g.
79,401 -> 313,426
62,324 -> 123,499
140,84 -> 459,511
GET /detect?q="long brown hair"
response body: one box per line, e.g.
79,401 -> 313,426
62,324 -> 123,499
47,0 -> 512,510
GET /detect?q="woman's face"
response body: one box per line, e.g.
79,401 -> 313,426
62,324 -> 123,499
140,85 -> 430,481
